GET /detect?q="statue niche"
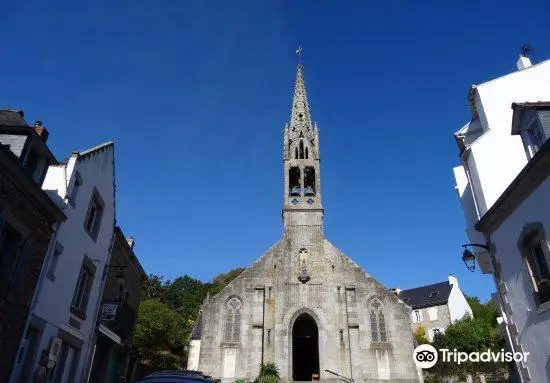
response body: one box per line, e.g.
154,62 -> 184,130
297,248 -> 310,284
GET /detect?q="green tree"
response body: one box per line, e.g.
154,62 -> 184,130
133,299 -> 188,369
414,325 -> 429,345
207,267 -> 246,296
142,274 -> 166,300
164,275 -> 208,319
424,297 -> 507,382
134,268 -> 246,372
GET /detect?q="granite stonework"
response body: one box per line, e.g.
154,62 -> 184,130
189,65 -> 421,383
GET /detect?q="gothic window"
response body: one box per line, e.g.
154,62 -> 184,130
304,167 -> 315,196
224,297 -> 242,343
295,147 -> 299,159
369,298 -> 387,343
299,140 -> 305,159
305,147 -> 309,159
289,167 -> 301,197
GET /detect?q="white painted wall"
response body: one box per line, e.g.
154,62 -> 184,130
27,145 -> 115,382
447,275 -> 473,323
490,176 -> 550,382
453,60 -> 550,263
187,340 -> 201,371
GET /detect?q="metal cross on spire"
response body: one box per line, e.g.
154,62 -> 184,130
296,46 -> 303,66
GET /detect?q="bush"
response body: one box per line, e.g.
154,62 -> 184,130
255,362 -> 280,383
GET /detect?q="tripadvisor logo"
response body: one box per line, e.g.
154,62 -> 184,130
413,345 -> 529,369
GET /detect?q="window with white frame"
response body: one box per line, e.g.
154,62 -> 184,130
427,307 -> 438,321
70,256 -> 96,319
84,188 -> 104,240
69,172 -> 82,206
431,327 -> 444,341
518,223 -> 550,307
520,120 -> 546,159
412,309 -> 423,323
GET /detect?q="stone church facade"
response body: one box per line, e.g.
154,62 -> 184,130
188,65 -> 421,383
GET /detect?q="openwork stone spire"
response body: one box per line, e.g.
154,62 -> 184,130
289,65 -> 313,140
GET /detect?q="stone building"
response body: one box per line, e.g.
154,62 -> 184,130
396,275 -> 472,341
88,226 -> 147,383
0,110 -> 66,381
188,65 -> 420,383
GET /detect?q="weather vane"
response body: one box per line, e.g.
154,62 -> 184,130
296,46 -> 303,66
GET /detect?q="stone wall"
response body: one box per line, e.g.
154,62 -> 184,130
410,304 -> 452,341
194,226 -> 420,383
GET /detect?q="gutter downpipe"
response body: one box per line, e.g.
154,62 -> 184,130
344,287 -> 353,381
8,220 -> 62,383
261,286 -> 266,365
487,237 -> 525,383
82,227 -> 117,383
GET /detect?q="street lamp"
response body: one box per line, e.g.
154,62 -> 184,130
461,243 -> 490,272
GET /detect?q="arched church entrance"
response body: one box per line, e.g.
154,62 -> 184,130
292,313 -> 320,381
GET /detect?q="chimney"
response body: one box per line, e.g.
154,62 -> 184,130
34,121 -> 49,142
448,274 -> 458,287
126,237 -> 135,249
517,54 -> 532,70
389,287 -> 402,295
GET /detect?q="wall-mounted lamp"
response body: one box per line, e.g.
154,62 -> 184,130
461,243 -> 490,272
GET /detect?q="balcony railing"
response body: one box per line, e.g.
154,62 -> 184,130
100,300 -> 137,338
304,187 -> 315,196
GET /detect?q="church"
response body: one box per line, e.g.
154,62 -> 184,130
187,63 -> 421,383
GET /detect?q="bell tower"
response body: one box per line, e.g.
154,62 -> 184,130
283,63 -> 323,229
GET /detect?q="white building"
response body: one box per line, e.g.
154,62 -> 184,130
475,103 -> 550,382
453,54 -> 550,382
11,142 -> 116,383
453,56 -> 550,272
396,275 -> 473,341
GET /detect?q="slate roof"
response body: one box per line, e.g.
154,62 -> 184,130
0,110 -> 28,127
397,281 -> 452,310
190,311 -> 203,340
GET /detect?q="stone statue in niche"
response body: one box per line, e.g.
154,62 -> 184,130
297,248 -> 310,284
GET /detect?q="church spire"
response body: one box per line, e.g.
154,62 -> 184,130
289,64 -> 313,137
283,54 -> 323,224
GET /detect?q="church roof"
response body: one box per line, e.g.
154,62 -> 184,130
190,311 -> 203,340
397,281 -> 452,310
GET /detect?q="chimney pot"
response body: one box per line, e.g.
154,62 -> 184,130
127,237 -> 135,249
34,125 -> 49,142
517,55 -> 532,70
448,274 -> 458,287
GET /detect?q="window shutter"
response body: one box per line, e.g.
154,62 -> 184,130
418,310 -> 424,322
7,237 -> 34,305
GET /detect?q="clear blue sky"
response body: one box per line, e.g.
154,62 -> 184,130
2,1 -> 549,301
